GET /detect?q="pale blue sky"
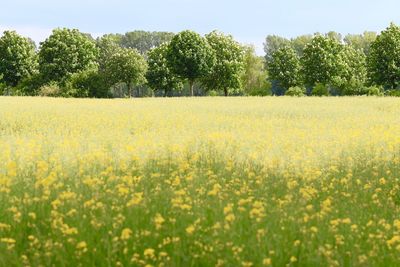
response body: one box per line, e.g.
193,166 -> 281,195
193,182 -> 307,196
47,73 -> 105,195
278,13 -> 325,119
1,0 -> 400,54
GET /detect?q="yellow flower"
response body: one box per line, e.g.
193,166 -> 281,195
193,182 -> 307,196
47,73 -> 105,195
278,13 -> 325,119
0,238 -> 16,244
154,213 -> 165,230
127,192 -> 143,207
121,228 -> 132,240
341,218 -> 351,224
186,225 -> 195,235
262,258 -> 272,265
144,248 -> 155,258
76,241 -> 87,250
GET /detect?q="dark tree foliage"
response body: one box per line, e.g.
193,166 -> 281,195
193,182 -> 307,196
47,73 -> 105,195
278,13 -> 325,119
367,23 -> 400,89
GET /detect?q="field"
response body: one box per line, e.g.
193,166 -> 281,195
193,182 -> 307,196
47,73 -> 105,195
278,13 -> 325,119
1,97 -> 400,266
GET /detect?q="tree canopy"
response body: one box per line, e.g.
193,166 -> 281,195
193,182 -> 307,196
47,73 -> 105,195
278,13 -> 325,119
301,35 -> 343,87
202,31 -> 245,96
267,46 -> 301,92
367,23 -> 400,89
146,43 -> 183,96
103,47 -> 147,97
0,31 -> 38,87
38,28 -> 98,83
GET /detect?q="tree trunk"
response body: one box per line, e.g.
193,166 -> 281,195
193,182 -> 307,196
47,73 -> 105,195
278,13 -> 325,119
189,80 -> 194,96
224,88 -> 228,97
127,83 -> 132,98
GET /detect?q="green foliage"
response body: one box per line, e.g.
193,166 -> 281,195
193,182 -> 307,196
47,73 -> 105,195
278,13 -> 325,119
2,26 -> 400,98
146,43 -> 183,96
263,35 -> 290,62
120,31 -> 175,54
267,46 -> 301,91
344,31 -> 377,55
14,73 -> 45,96
385,89 -> 400,96
0,31 -> 38,87
366,86 -> 383,96
325,31 -> 342,42
264,35 -> 314,61
202,31 -> 245,96
0,74 -> 6,95
301,36 -> 343,87
367,23 -> 400,89
311,83 -> 329,96
38,82 -> 62,97
329,46 -> 367,95
285,86 -> 306,96
104,47 -> 147,97
241,46 -> 271,96
207,90 -> 220,96
96,35 -> 121,73
166,30 -> 216,96
290,35 -> 313,57
39,28 -> 98,83
63,69 -> 110,98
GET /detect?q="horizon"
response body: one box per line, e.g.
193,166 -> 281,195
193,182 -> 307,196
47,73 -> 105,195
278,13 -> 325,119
1,0 -> 400,55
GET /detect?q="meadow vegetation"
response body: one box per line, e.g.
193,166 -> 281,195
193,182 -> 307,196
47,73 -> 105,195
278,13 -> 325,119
1,97 -> 400,266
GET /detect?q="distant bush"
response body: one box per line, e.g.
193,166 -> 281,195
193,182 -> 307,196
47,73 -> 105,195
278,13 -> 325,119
340,78 -> 368,96
366,86 -> 383,96
207,90 -> 219,96
39,82 -> 62,97
285,86 -> 305,96
64,70 -> 111,98
247,86 -> 271,96
311,83 -> 329,96
385,89 -> 400,97
0,83 -> 6,95
14,73 -> 45,96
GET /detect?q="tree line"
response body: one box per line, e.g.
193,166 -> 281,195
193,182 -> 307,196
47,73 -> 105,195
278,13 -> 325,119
1,23 -> 400,97
264,24 -> 400,96
0,29 -> 265,97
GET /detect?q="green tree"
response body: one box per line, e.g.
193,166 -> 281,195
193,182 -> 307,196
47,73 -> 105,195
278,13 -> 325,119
65,69 -> 110,98
202,31 -> 245,96
301,35 -> 343,87
104,47 -> 147,97
241,46 -> 270,96
325,31 -> 343,42
290,35 -> 313,57
121,31 -> 175,54
96,35 -> 121,72
267,46 -> 301,92
38,28 -> 98,83
166,30 -> 215,96
146,43 -> 183,96
263,35 -> 290,63
0,31 -> 38,88
333,45 -> 367,95
367,23 -> 400,89
344,32 -> 376,55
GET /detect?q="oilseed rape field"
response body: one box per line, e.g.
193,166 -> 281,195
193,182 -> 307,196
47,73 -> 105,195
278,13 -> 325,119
1,97 -> 400,267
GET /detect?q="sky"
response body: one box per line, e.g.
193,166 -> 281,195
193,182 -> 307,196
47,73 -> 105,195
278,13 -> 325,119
1,0 -> 400,55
